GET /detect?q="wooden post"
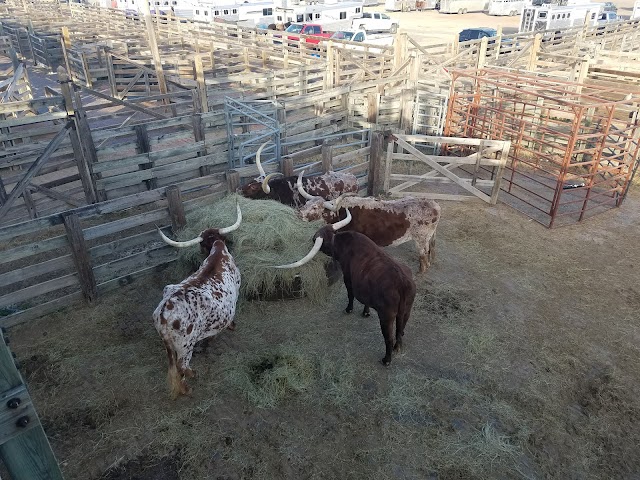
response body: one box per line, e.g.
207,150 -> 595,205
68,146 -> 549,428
368,131 -> 384,196
477,37 -> 488,69
0,177 -> 7,205
400,88 -> 414,133
166,185 -> 186,232
71,87 -> 98,204
367,92 -> 379,125
393,33 -> 408,71
194,55 -> 208,113
0,331 -> 65,480
21,188 -> 37,219
527,34 -> 542,72
321,141 -> 333,173
134,124 -> 157,191
60,26 -> 72,78
282,157 -> 294,177
105,51 -> 118,98
227,170 -> 240,193
62,212 -> 97,303
138,0 -> 168,95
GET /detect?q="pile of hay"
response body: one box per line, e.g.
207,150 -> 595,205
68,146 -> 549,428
174,194 -> 329,303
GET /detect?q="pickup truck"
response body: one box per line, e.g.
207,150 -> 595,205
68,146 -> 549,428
327,30 -> 395,52
274,23 -> 333,45
351,12 -> 399,33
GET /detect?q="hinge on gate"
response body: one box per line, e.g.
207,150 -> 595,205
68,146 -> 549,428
0,384 -> 39,446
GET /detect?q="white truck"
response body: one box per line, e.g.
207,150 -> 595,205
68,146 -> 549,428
351,12 -> 400,33
519,2 -> 602,33
326,29 -> 395,52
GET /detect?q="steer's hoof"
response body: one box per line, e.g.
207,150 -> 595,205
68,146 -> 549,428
393,342 -> 402,353
362,310 -> 371,318
381,356 -> 391,366
345,307 -> 353,314
227,321 -> 237,332
184,368 -> 196,379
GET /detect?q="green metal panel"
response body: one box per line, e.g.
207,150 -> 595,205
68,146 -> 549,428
0,329 -> 65,480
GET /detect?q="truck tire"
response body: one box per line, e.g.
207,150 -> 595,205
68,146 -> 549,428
458,8 -> 463,13
390,24 -> 398,33
509,9 -> 517,15
462,8 -> 467,13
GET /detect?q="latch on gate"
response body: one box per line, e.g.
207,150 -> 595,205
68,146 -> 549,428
0,384 -> 39,445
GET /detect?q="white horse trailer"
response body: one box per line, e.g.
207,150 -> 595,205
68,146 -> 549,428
487,0 -> 528,16
633,0 -> 640,19
192,1 -> 275,24
438,0 -> 488,14
519,3 -> 602,32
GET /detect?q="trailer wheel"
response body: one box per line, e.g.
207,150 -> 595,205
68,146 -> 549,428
509,9 -> 517,15
390,24 -> 398,33
462,7 -> 467,13
457,7 -> 463,13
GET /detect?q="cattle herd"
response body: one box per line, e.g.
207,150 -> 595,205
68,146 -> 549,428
154,142 -> 442,398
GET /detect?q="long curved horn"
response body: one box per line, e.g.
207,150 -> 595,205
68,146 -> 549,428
332,208 -> 352,231
255,141 -> 270,177
297,170 -> 316,200
323,192 -> 357,212
219,202 -> 242,234
273,236 -> 324,269
157,226 -> 203,248
262,172 -> 284,194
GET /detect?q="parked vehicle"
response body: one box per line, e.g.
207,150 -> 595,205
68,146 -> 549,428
458,27 -> 498,41
351,12 -> 399,33
274,23 -> 334,45
385,0 -> 438,11
597,10 -> 618,23
327,29 -> 395,51
632,0 -> 640,19
487,0 -> 527,16
438,0 -> 488,14
603,1 -> 617,12
519,3 -> 602,33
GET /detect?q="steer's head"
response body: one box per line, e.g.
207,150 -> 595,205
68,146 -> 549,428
272,209 -> 352,269
239,141 -> 284,198
157,202 -> 242,254
295,170 -> 355,222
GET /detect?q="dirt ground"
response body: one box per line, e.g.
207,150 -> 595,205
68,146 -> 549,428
6,182 -> 640,479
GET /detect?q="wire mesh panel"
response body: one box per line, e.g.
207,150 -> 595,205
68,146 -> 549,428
444,68 -> 640,227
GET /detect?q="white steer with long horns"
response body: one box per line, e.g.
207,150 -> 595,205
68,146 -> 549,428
153,203 -> 242,399
274,209 -> 417,366
296,172 -> 441,273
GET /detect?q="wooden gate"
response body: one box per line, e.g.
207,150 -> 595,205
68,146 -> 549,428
383,134 -> 510,203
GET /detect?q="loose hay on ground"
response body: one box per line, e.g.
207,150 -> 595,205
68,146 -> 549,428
174,194 -> 328,303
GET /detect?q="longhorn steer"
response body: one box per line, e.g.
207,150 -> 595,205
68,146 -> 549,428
296,174 -> 441,273
274,209 -> 416,365
153,203 -> 242,399
240,142 -> 359,207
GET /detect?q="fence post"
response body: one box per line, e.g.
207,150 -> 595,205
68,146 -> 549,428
134,124 -> 157,191
194,55 -> 208,113
368,131 -> 385,196
367,92 -> 379,125
400,88 -> 414,132
227,170 -> 240,193
63,212 -> 97,304
166,185 -> 186,233
477,37 -> 488,69
282,157 -> 294,177
527,34 -> 542,71
321,141 -> 333,173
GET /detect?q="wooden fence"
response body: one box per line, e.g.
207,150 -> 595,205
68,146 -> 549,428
0,174 -> 228,328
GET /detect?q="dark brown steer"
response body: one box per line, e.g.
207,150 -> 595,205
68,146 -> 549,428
274,209 -> 416,366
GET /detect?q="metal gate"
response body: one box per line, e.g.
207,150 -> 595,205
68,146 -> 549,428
412,88 -> 448,155
224,97 -> 284,171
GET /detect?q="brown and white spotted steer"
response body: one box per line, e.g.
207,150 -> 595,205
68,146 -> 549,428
274,209 -> 417,365
153,203 -> 242,399
240,141 -> 359,207
296,173 -> 441,273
